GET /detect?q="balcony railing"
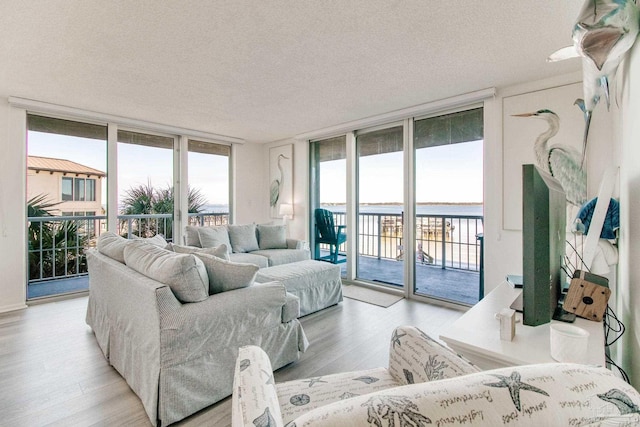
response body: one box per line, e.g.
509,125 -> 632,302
27,212 -> 229,284
320,211 -> 484,272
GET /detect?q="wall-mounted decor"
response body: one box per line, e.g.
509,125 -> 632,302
269,144 -> 293,218
502,82 -> 586,231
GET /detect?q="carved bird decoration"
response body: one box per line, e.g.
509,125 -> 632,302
548,0 -> 640,166
270,154 -> 289,207
513,109 -> 587,207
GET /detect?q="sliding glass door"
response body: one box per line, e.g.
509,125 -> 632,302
413,108 -> 484,304
356,125 -> 404,287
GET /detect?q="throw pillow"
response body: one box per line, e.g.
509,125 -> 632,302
169,243 -> 230,261
194,253 -> 259,294
97,231 -> 129,263
131,233 -> 168,247
183,226 -> 202,247
227,223 -> 259,253
124,241 -> 209,303
257,224 -> 287,250
197,225 -> 231,250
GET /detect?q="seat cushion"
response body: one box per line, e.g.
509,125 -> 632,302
250,249 -> 310,266
229,252 -> 270,268
276,367 -> 401,425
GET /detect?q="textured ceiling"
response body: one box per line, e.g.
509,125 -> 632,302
2,1 -> 583,143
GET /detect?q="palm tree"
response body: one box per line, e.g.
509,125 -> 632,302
27,195 -> 86,281
119,182 -> 207,238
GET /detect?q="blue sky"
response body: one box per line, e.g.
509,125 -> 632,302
321,139 -> 483,203
28,131 -> 482,206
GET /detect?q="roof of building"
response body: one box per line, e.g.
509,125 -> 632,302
27,156 -> 105,177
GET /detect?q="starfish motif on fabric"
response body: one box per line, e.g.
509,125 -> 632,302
391,330 -> 407,348
302,377 -> 328,387
261,368 -> 275,386
484,371 -> 549,411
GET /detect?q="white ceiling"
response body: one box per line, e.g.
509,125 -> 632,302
2,1 -> 583,143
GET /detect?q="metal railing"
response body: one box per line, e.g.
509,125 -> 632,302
27,212 -> 230,283
319,211 -> 483,272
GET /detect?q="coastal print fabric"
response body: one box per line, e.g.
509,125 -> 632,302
277,367 -> 401,425
123,241 -> 209,303
257,224 -> 288,249
168,242 -> 230,261
228,223 -> 260,253
286,364 -> 640,427
197,225 -> 231,250
232,345 -> 285,427
194,253 -> 259,294
388,326 -> 480,385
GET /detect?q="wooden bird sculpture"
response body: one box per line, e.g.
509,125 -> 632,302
513,109 -> 587,207
548,0 -> 640,165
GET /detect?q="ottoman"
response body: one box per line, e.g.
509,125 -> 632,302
256,260 -> 343,316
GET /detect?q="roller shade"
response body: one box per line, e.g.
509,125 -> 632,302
27,114 -> 107,140
117,130 -> 174,149
188,139 -> 231,157
414,108 -> 483,149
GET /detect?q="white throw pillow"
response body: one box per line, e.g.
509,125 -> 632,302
168,243 -> 230,261
124,241 -> 209,303
97,231 -> 129,263
183,225 -> 202,247
227,223 -> 259,253
194,253 -> 259,294
257,224 -> 287,250
131,233 -> 168,247
197,225 -> 231,250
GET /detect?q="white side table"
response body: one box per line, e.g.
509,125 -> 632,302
440,281 -> 605,370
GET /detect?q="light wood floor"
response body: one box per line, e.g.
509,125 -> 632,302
0,294 -> 463,426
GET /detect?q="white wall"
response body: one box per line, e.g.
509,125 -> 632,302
232,142 -> 269,225
483,71 -> 617,293
618,41 -> 640,388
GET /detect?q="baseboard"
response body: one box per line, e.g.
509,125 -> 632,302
0,302 -> 28,314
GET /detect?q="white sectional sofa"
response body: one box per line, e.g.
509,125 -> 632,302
184,223 -> 310,268
85,232 -> 308,426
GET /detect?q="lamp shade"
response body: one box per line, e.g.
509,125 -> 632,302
279,203 -> 293,217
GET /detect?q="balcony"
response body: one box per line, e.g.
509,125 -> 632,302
27,211 -> 483,306
26,212 -> 229,300
320,210 -> 483,305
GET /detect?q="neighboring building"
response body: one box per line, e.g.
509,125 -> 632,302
27,156 -> 105,217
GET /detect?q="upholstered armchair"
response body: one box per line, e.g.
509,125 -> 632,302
232,326 -> 640,427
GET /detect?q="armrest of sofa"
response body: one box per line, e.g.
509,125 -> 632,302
287,238 -> 309,250
388,326 -> 479,385
232,345 -> 285,427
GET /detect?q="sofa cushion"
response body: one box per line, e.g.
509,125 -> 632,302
257,224 -> 287,250
168,243 -> 230,261
197,225 -> 231,250
229,252 -> 270,268
228,224 -> 260,253
193,253 -> 259,294
123,241 -> 209,303
184,225 -> 202,247
97,231 -> 129,263
250,249 -> 310,266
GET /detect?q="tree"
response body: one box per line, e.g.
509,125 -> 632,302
119,182 -> 207,238
27,195 -> 87,281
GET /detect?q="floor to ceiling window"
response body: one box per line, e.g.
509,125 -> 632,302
117,130 -> 175,241
310,135 -> 348,275
413,108 -> 484,304
188,139 -> 231,226
356,125 -> 405,287
309,105 -> 484,306
26,115 -> 107,299
24,111 -> 234,300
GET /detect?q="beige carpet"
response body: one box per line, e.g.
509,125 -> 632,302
342,285 -> 404,308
